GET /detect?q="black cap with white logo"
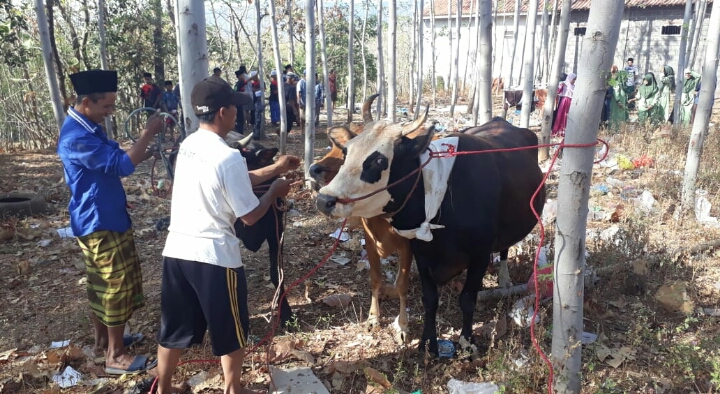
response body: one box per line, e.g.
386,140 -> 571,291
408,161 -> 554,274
190,76 -> 253,116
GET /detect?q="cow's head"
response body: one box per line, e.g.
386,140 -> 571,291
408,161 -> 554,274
229,132 -> 279,170
315,105 -> 434,218
308,95 -> 377,187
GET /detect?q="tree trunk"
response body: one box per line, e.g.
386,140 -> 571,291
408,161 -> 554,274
538,0 -> 550,83
496,3 -> 507,94
151,0 -> 165,83
547,0 -> 559,84
304,0 -> 317,188
414,0 -> 425,117
176,0 -> 208,135
410,1 -> 417,116
538,0 -> 571,161
45,0 -> 68,110
388,0 -> 396,121
97,0 -> 114,137
450,0 -> 462,117
674,0 -> 693,124
467,0 -> 481,115
491,0 -> 499,80
551,3 -> 624,393
508,0 -> 521,88
519,0 -> 538,128
376,0 -> 384,119
690,0 -> 707,71
317,0 -> 333,127
347,0 -> 355,122
430,0 -> 437,107
269,0 -> 288,154
473,0 -> 492,125
35,0 -> 66,132
254,0 -> 265,139
361,1 -> 369,104
461,0 -> 477,94
448,0 -> 453,93
684,0 -> 698,68
680,0 -> 719,214
287,0 -> 295,65
55,0 -> 85,70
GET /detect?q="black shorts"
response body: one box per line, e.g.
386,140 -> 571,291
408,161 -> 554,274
157,257 -> 250,357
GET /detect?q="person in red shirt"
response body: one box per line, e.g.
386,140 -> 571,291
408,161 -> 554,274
328,69 -> 338,114
140,72 -> 162,109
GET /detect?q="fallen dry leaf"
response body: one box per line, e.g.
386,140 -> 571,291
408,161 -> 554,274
0,228 -> 14,242
364,367 -> 392,390
0,349 -> 17,363
655,282 -> 694,314
322,293 -> 352,308
325,360 -> 361,374
17,261 -> 30,275
475,315 -> 508,339
266,340 -> 305,364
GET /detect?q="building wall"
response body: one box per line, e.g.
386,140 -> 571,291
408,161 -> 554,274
423,4 -> 718,95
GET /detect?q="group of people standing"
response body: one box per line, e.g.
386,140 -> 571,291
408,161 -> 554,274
550,57 -> 705,137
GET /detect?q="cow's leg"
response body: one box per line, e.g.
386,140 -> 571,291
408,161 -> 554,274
365,241 -> 384,330
267,234 -> 294,327
458,250 -> 491,352
392,241 -> 413,344
497,249 -> 512,288
416,257 -> 440,357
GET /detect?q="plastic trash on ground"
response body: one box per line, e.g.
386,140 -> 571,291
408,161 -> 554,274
616,154 -> 635,170
438,339 -> 456,358
447,379 -> 500,394
694,190 -> 720,226
509,295 -> 539,328
329,228 -> 350,241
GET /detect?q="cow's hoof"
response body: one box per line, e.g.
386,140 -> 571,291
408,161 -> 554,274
458,335 -> 478,354
392,317 -> 410,345
365,316 -> 381,331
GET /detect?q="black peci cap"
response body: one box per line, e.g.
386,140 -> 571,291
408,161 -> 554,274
69,70 -> 118,95
190,76 -> 253,116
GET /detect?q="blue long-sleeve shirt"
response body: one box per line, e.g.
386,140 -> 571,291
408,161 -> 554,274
57,108 -> 135,237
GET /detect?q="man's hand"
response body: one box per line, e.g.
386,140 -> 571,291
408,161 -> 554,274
143,112 -> 164,137
275,155 -> 301,174
269,178 -> 292,198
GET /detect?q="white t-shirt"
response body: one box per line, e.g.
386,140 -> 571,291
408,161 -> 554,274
162,128 -> 260,268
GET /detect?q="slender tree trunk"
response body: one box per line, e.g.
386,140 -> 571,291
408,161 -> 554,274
80,0 -> 92,69
287,0 -> 295,65
176,0 -> 208,135
674,0 -> 693,124
497,4 -> 507,92
519,0 -> 538,128
347,0 -> 355,122
538,0 -> 550,83
467,0 -> 481,115
462,0 -> 477,94
448,0 -> 453,92
388,0 -> 396,121
690,0 -> 707,70
538,0 -> 571,161
151,0 -> 165,83
409,1 -> 417,115
56,0 -> 85,69
414,0 -> 425,117
304,0 -> 317,187
430,0 -> 437,107
680,1 -> 720,214
45,0 -> 68,110
491,0 -> 499,80
474,0 -> 492,125
35,0 -> 66,132
269,0 -> 288,153
97,0 -> 113,136
684,1 -> 698,68
361,1 -> 369,104
508,0 -> 521,88
552,3 -> 624,392
318,0 -> 333,127
376,0 -> 384,119
254,0 -> 265,139
450,0 -> 462,117
547,0 -> 559,84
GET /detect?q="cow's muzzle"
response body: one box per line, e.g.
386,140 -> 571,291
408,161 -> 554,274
316,193 -> 337,215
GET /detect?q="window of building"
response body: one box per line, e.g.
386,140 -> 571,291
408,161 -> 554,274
661,25 -> 681,35
574,27 -> 586,36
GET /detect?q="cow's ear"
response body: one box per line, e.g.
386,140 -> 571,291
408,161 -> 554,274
401,126 -> 435,158
328,126 -> 356,149
256,148 -> 279,163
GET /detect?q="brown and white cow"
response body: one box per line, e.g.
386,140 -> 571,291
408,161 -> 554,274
309,95 -> 413,344
314,109 -> 545,356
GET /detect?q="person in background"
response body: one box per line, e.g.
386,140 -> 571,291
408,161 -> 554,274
140,72 -> 162,109
296,71 -> 307,131
608,65 -> 629,132
268,70 -> 280,127
623,57 -> 639,108
160,80 -> 180,142
58,69 -> 163,375
154,76 -> 299,394
328,69 -> 338,114
314,73 -> 324,127
680,69 -> 701,126
285,72 -> 299,132
213,67 -> 222,78
658,65 -> 675,124
552,73 -> 576,137
632,72 -> 662,126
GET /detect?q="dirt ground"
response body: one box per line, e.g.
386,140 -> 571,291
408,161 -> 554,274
1,97 -> 720,394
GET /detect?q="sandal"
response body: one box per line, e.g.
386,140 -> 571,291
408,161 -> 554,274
105,354 -> 157,375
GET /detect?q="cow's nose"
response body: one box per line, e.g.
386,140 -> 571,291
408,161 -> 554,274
309,163 -> 325,180
316,193 -> 337,215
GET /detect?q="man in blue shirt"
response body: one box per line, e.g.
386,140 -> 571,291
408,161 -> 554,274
57,69 -> 162,375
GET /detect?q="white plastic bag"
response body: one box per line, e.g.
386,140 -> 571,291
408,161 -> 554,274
447,379 -> 500,394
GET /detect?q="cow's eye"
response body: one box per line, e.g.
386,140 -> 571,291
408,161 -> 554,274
375,157 -> 387,167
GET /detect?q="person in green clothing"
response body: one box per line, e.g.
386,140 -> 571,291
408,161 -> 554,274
631,73 -> 662,126
680,69 -> 701,126
657,65 -> 675,123
608,65 -> 629,132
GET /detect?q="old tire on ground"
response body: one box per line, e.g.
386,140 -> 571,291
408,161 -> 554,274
0,193 -> 47,219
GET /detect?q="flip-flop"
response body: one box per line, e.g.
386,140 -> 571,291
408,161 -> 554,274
123,333 -> 145,348
105,354 -> 158,375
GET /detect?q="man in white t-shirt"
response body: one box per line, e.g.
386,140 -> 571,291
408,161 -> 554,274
155,76 -> 300,394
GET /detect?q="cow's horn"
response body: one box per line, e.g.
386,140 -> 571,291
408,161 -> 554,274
238,132 -> 254,148
362,93 -> 380,123
401,105 -> 429,136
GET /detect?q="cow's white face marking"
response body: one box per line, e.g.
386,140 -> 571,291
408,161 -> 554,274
318,121 -> 399,218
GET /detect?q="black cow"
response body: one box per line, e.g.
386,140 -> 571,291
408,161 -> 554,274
314,112 -> 545,356
228,136 -> 295,327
